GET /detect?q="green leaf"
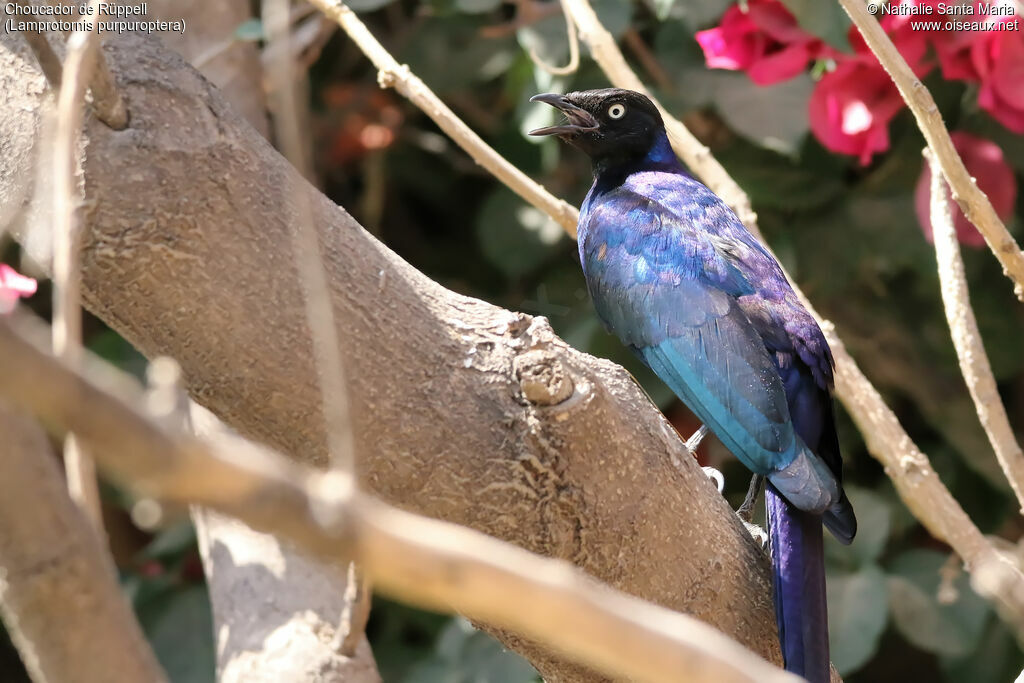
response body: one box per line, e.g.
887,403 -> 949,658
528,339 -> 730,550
777,0 -> 851,51
476,189 -> 564,279
455,0 -> 502,13
665,0 -> 735,28
136,585 -> 215,683
140,521 -> 198,561
717,140 -> 845,211
827,564 -> 889,675
518,15 -> 570,70
347,0 -> 398,11
940,618 -> 1024,683
711,73 -> 813,154
405,618 -> 538,683
653,0 -> 677,20
887,549 -> 990,657
233,18 -> 263,42
825,485 -> 891,566
591,0 -> 632,38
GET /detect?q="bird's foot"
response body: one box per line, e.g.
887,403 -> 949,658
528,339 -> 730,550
685,425 -> 708,456
743,521 -> 769,550
736,473 -> 764,523
701,466 -> 724,493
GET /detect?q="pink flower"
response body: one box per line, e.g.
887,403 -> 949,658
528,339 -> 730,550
809,60 -> 906,165
914,132 -> 1017,248
809,1 -> 935,163
973,32 -> 1024,133
926,2 -> 1024,132
695,0 -> 831,85
847,0 -> 932,75
930,1 -> 1018,79
0,264 -> 36,314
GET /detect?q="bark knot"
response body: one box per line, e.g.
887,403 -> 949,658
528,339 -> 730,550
514,350 -> 574,406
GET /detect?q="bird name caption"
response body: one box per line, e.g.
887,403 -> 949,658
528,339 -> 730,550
4,3 -> 184,35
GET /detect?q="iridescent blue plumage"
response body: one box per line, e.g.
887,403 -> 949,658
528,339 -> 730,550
531,88 -> 856,682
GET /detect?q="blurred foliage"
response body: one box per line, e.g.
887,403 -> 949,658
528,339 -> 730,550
2,0 -> 1023,681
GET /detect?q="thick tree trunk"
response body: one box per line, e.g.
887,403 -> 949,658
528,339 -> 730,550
0,27 -> 781,680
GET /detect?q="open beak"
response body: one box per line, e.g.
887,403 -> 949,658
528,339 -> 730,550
528,93 -> 598,136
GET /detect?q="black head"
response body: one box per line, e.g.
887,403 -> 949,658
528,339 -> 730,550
529,88 -> 666,168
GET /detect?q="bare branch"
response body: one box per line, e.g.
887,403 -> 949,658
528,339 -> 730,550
264,0 -> 355,473
0,318 -> 799,683
13,0 -> 62,89
0,403 -> 166,683
309,0 -> 580,236
87,47 -> 129,130
528,0 -> 580,76
927,149 -> 1024,511
51,0 -> 107,532
838,0 -> 1024,300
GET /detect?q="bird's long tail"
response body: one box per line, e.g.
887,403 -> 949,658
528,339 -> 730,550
766,484 -> 830,683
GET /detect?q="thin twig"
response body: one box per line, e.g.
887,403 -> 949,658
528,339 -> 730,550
308,0 -> 580,236
88,48 -> 129,130
14,0 -> 62,88
265,0 -> 371,643
263,0 -> 354,472
528,0 -> 580,76
927,149 -> 1024,512
52,0 -> 107,533
623,28 -> 674,92
562,0 -> 759,232
337,562 -> 372,656
0,318 -> 799,683
18,0 -> 128,128
838,0 -> 1024,300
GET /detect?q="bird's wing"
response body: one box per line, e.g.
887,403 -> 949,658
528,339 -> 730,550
581,188 -> 804,476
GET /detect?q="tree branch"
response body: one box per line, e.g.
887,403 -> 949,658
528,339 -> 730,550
838,0 -> 1024,300
0,318 -> 799,683
927,149 -> 1024,512
0,402 -> 166,683
307,0 -> 580,236
0,28 -> 784,680
13,0 -> 62,89
51,0 -> 108,533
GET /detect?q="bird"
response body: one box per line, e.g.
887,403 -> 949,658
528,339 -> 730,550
529,88 -> 856,682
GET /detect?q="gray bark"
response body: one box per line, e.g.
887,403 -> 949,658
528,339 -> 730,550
0,26 -> 780,681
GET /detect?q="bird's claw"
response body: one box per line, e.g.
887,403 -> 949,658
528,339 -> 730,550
702,466 -> 724,493
743,521 -> 769,550
736,473 -> 764,523
685,425 -> 708,456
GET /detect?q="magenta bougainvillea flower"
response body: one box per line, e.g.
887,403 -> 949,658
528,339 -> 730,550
914,132 -> 1017,248
0,264 -> 37,314
808,60 -> 906,166
696,0 -> 1024,164
972,32 -> 1024,133
694,0 -> 834,85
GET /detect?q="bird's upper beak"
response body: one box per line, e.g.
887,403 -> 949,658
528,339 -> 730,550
528,93 -> 598,136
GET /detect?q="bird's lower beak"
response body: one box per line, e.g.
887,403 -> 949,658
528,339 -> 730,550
528,93 -> 598,136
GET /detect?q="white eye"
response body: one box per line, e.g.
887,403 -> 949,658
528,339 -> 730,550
607,103 -> 626,119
